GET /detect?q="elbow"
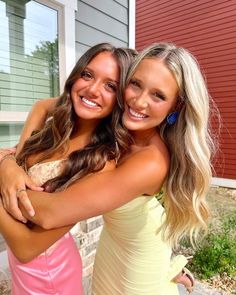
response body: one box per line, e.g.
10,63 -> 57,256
32,198 -> 59,230
40,221 -> 53,230
13,250 -> 36,263
38,216 -> 56,230
30,211 -> 55,230
17,256 -> 32,264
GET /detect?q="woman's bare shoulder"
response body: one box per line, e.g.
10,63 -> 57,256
121,136 -> 170,171
117,142 -> 170,195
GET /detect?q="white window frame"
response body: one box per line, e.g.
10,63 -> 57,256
0,0 -> 78,123
128,0 -> 135,49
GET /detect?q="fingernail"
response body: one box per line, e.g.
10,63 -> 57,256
22,219 -> 27,223
29,210 -> 35,217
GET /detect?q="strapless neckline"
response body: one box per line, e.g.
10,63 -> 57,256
27,159 -> 66,187
28,159 -> 66,172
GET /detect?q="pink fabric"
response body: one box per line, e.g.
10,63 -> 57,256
7,232 -> 83,295
7,160 -> 83,294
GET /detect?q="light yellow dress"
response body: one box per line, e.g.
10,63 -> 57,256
92,196 -> 187,295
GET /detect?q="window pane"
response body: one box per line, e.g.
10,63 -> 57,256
0,0 -> 59,147
0,123 -> 23,147
0,0 -> 59,112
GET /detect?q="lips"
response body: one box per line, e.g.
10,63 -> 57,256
128,106 -> 148,120
81,97 -> 100,108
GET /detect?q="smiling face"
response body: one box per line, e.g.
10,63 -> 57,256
122,57 -> 179,133
71,51 -> 119,123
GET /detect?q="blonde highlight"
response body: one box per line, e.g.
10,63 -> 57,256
132,43 -> 218,247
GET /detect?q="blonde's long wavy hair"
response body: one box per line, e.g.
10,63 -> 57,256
17,43 -> 136,191
127,43 -> 216,247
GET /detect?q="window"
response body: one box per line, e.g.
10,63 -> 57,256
0,0 -> 77,148
0,0 -> 59,147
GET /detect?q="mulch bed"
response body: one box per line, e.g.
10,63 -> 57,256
0,280 -> 10,295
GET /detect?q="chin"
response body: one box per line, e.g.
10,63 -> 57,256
122,121 -> 138,131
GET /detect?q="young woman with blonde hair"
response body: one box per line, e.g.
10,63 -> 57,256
0,42 -> 214,294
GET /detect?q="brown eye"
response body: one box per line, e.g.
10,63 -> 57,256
81,70 -> 92,80
105,82 -> 117,93
153,92 -> 165,101
130,79 -> 140,88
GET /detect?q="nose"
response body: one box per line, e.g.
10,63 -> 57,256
88,80 -> 101,97
133,92 -> 148,109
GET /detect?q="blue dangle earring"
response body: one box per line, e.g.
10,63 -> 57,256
167,97 -> 184,125
166,111 -> 179,125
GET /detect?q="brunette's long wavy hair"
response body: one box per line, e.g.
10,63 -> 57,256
17,43 -> 136,191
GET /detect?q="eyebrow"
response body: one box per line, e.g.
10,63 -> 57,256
131,77 -> 141,83
85,66 -> 119,84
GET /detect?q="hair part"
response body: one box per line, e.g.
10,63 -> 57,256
17,43 -> 136,191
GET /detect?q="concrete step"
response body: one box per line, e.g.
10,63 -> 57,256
178,282 -> 229,295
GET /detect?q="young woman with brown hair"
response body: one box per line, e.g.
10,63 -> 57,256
0,42 -> 136,295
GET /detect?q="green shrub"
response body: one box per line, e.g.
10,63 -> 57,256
190,212 -> 236,279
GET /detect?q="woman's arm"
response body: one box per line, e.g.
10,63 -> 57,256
0,200 -> 73,263
0,98 -> 58,221
22,146 -> 169,229
0,160 -> 115,262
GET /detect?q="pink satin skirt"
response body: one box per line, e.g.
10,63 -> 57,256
7,233 -> 83,295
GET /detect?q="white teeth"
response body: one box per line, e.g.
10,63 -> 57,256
82,97 -> 98,107
129,107 -> 146,118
